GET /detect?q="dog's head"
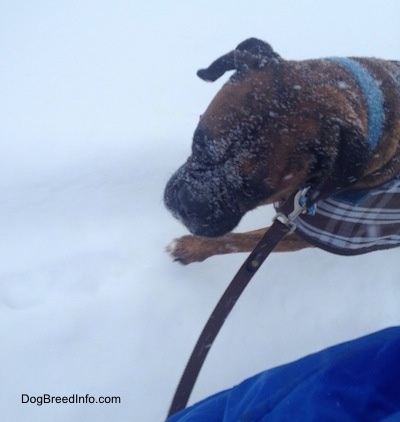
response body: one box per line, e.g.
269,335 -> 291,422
164,38 -> 372,236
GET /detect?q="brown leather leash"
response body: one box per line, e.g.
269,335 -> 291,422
167,188 -> 312,419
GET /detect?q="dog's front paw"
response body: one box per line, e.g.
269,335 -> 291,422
166,235 -> 214,265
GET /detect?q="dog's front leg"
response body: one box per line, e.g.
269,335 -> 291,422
167,228 -> 311,264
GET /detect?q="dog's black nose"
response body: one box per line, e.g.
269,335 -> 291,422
164,167 -> 244,237
175,183 -> 211,221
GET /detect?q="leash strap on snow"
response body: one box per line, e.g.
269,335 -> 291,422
166,188 -> 311,418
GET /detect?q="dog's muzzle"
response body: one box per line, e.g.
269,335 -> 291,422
164,164 -> 245,237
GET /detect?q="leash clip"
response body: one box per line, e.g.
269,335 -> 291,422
274,187 -> 314,234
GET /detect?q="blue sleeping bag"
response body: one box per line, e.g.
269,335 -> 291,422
167,327 -> 400,421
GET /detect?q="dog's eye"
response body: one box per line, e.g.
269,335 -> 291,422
192,127 -> 233,166
192,128 -> 214,161
193,128 -> 209,150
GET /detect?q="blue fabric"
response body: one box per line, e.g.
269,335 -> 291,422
327,57 -> 384,150
331,186 -> 372,205
167,327 -> 400,421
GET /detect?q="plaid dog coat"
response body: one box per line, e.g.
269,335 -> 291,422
291,176 -> 400,255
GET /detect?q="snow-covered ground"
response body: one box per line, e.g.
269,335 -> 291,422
1,1 -> 400,421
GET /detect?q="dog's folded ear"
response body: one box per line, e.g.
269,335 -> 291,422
234,38 -> 282,72
197,38 -> 282,82
197,51 -> 236,82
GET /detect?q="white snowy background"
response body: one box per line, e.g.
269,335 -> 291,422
1,1 -> 400,421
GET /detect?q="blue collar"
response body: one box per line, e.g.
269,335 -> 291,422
326,57 -> 385,205
326,57 -> 384,150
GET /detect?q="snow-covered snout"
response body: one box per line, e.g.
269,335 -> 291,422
164,38 -> 400,238
164,39 -> 297,237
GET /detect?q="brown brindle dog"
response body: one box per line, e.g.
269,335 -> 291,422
164,38 -> 400,264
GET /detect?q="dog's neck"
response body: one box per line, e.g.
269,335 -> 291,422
326,57 -> 385,150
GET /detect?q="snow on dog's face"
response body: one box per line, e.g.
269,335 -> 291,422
164,40 -> 299,236
164,38 -> 394,237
